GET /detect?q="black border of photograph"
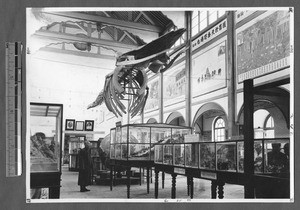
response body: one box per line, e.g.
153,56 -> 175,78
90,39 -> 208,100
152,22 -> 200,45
85,120 -> 94,131
75,121 -> 84,131
65,119 -> 75,131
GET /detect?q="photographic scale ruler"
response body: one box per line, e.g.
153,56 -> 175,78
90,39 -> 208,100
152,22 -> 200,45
5,42 -> 22,177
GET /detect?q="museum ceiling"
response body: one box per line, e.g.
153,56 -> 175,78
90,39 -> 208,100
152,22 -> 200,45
28,9 -> 175,59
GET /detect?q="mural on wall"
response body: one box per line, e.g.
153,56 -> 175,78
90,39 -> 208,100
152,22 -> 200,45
192,40 -> 227,97
144,76 -> 159,112
163,63 -> 186,106
236,11 -> 290,83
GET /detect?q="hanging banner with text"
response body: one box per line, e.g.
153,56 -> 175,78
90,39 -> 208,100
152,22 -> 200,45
163,62 -> 186,107
192,38 -> 227,98
144,76 -> 159,112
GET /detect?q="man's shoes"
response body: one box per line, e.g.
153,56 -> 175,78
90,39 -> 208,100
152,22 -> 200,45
80,188 -> 90,192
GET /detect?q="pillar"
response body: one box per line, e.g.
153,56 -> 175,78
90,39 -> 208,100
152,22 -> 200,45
227,11 -> 239,137
185,11 -> 192,127
244,79 -> 255,198
171,173 -> 177,199
155,170 -> 159,199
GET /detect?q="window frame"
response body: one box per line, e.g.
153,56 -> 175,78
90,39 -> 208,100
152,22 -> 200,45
213,117 -> 226,142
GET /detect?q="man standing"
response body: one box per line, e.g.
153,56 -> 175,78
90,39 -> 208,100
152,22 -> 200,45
78,140 -> 93,192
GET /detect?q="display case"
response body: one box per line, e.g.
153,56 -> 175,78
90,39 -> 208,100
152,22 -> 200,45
199,142 -> 216,170
68,135 -> 85,171
154,138 -> 289,175
263,139 -> 289,174
30,103 -> 63,199
110,123 -> 191,161
185,143 -> 199,168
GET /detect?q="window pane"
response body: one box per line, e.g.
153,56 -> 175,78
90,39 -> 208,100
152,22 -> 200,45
218,10 -> 226,17
209,11 -> 218,24
192,25 -> 199,37
199,11 -> 206,21
192,16 -> 199,27
266,116 -> 274,128
192,10 -> 199,18
200,21 -> 207,30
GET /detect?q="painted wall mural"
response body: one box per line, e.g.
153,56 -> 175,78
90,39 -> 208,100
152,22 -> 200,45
144,76 -> 159,112
192,40 -> 227,97
163,63 -> 186,106
236,11 -> 290,83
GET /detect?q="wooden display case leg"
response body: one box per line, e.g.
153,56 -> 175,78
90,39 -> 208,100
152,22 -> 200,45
217,182 -> 225,199
49,186 -> 60,199
211,181 -> 217,199
171,173 -> 177,199
113,168 -> 116,186
110,165 -> 113,191
150,168 -> 153,183
146,167 -> 150,194
162,172 -> 165,189
155,170 -> 159,199
139,167 -> 142,185
127,167 -> 131,199
190,177 -> 194,199
187,176 -> 190,196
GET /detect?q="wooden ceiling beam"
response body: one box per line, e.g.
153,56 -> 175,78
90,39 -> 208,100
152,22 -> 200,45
34,29 -> 138,51
44,11 -> 163,33
40,47 -> 116,60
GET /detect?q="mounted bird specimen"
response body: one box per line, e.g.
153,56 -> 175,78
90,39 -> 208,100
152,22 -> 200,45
87,28 -> 186,118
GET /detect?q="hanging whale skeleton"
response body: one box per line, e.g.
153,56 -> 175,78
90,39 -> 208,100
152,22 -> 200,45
87,28 -> 186,118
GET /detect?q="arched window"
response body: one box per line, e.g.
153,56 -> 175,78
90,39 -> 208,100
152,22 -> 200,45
264,115 -> 275,138
254,110 -> 274,139
214,117 -> 225,141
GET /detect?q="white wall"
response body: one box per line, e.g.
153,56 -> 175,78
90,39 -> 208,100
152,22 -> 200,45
28,50 -> 114,135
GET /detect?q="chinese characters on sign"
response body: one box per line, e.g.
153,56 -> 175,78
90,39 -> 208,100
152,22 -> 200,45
235,10 -> 255,23
192,19 -> 227,51
192,40 -> 227,97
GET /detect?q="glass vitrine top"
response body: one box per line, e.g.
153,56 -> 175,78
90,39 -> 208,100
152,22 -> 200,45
110,123 -> 192,161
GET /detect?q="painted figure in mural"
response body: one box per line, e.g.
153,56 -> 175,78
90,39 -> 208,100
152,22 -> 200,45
78,140 -> 93,192
87,28 -> 186,118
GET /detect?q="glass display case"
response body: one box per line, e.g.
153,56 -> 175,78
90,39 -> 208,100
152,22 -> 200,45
111,123 -> 191,161
237,141 -> 244,172
68,136 -> 84,171
199,143 -> 216,170
163,144 -> 173,164
236,139 -> 289,174
30,103 -> 62,173
154,137 -> 289,176
30,103 -> 63,199
216,141 -> 237,171
264,139 -> 289,174
185,143 -> 199,168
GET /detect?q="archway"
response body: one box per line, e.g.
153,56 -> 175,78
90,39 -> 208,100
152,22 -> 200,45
146,118 -> 158,124
165,111 -> 186,126
237,87 -> 290,138
192,102 -> 228,141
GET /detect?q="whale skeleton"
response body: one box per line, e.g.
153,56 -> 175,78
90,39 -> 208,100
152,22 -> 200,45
87,28 -> 186,118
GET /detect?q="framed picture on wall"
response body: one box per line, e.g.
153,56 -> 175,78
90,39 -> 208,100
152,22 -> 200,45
75,121 -> 84,131
65,119 -> 75,131
85,120 -> 94,131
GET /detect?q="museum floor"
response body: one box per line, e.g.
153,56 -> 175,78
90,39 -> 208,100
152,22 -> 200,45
60,165 -> 244,200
